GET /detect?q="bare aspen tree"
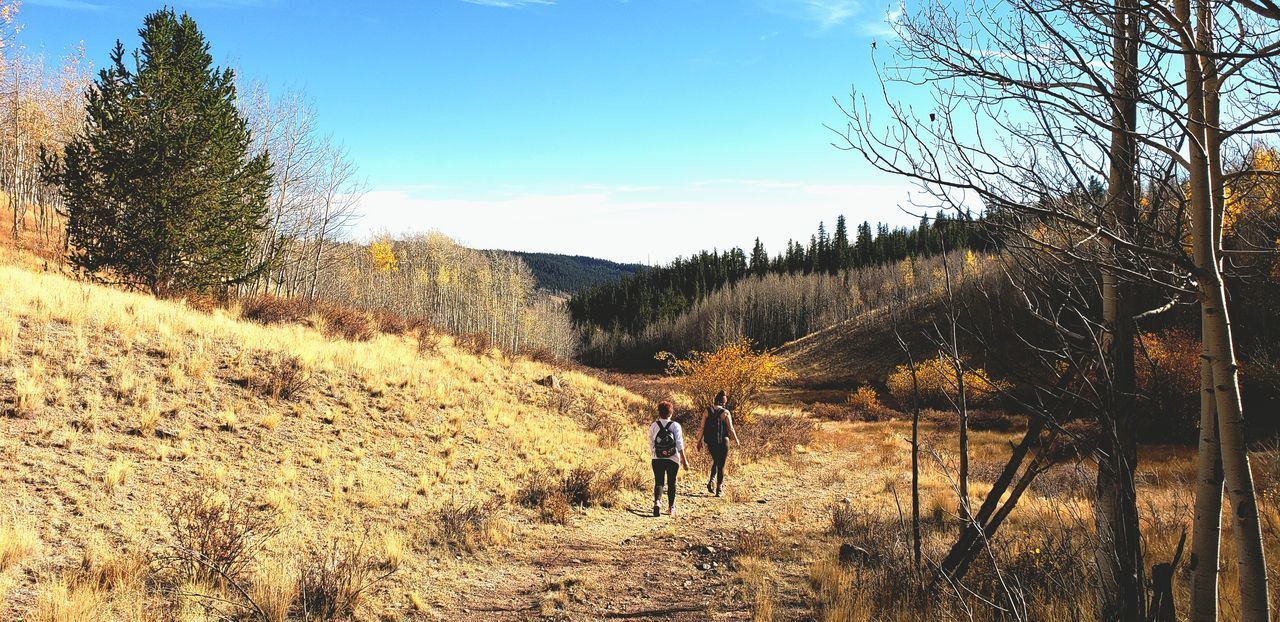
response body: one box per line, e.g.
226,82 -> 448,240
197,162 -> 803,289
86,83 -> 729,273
830,0 -> 1206,615
306,140 -> 364,301
1160,1 -> 1277,618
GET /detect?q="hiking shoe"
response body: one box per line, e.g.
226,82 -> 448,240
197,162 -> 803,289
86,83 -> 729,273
715,487 -> 722,498
653,504 -> 660,517
667,505 -> 677,516
706,480 -> 714,494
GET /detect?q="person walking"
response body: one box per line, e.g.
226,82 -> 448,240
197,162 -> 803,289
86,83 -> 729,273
649,400 -> 689,516
697,390 -> 740,497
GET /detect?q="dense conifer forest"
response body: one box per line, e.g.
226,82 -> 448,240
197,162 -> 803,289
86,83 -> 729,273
568,212 -> 992,335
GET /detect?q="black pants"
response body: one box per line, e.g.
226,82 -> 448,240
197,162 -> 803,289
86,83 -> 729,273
708,444 -> 729,490
652,459 -> 679,506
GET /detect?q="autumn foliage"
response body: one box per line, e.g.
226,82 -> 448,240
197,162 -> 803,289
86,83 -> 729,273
1135,328 -> 1201,440
886,356 -> 1005,409
656,338 -> 792,420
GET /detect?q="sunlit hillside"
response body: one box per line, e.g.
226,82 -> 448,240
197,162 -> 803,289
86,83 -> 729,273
0,260 -> 649,620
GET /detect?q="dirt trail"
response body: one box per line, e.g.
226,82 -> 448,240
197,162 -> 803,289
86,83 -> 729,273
455,422 -> 875,621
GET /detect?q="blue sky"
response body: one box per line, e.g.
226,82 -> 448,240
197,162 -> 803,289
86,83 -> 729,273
26,0 -> 924,263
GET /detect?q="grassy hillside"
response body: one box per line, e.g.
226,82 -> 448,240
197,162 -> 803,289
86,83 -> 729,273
500,251 -> 644,293
0,261 -> 650,620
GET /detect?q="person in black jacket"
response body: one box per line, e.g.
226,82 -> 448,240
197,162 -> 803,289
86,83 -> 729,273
696,390 -> 741,497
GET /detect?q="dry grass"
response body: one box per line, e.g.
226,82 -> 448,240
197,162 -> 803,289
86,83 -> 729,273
0,260 -> 649,618
0,522 -> 39,572
789,420 -> 1280,621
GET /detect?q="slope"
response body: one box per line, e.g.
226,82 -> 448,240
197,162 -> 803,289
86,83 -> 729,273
501,251 -> 645,293
0,262 -> 650,620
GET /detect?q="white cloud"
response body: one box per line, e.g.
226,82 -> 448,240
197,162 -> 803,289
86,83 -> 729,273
351,180 -> 925,264
760,0 -> 862,29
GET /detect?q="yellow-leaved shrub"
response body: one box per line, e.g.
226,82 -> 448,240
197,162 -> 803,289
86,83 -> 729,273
656,338 -> 792,420
886,356 -> 1005,408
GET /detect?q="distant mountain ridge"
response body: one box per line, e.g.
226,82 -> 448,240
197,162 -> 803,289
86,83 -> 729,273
499,250 -> 646,293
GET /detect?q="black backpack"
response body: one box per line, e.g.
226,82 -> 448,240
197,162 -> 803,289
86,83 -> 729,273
654,421 -> 678,458
704,407 -> 729,446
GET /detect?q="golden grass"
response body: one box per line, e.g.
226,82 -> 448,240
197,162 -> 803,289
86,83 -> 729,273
30,579 -> 105,622
0,522 -> 39,572
0,261 -> 650,618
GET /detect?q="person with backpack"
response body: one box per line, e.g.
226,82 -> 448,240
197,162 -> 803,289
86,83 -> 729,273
697,390 -> 740,497
649,400 -> 689,517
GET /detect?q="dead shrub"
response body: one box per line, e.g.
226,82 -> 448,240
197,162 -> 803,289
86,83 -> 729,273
297,539 -> 394,621
736,412 -> 817,462
240,296 -> 312,326
454,332 -> 491,356
518,466 -> 626,523
829,502 -> 860,537
435,498 -> 501,551
258,351 -> 312,401
163,489 -> 283,589
317,306 -> 375,342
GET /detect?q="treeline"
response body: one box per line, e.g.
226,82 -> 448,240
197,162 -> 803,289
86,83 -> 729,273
569,212 -> 991,338
297,233 -> 578,358
581,250 -> 987,366
0,1 -> 91,243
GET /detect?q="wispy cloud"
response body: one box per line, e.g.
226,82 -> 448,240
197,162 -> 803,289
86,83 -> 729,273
761,0 -> 863,29
460,0 -> 555,7
25,0 -> 106,10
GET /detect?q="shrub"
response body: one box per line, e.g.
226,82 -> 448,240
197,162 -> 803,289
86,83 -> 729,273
240,296 -> 312,326
887,356 -> 1006,409
655,338 -> 793,420
435,498 -> 501,551
737,412 -> 817,463
164,489 -> 283,588
847,386 -> 884,414
808,402 -> 856,421
258,351 -> 312,401
297,539 -> 394,621
1135,328 -> 1200,441
517,465 -> 627,523
454,332 -> 492,356
316,306 -> 375,342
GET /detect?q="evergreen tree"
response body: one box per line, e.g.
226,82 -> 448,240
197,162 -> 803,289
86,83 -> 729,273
816,222 -> 829,272
855,221 -> 874,266
833,215 -> 849,271
750,238 -> 768,277
806,235 -> 819,274
40,9 -> 271,295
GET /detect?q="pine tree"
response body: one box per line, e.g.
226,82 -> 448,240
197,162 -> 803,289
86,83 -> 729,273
855,221 -> 874,267
40,8 -> 271,295
750,238 -> 768,276
833,215 -> 850,272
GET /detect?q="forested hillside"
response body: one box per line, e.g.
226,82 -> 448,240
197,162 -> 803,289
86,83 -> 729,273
569,213 -> 993,366
502,251 -> 644,293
